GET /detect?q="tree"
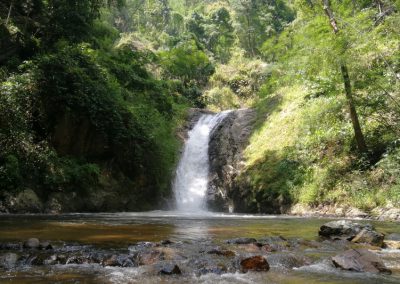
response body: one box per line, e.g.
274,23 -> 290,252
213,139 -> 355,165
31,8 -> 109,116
321,0 -> 368,154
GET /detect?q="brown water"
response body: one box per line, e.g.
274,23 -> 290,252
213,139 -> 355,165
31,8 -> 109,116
1,211 -> 399,283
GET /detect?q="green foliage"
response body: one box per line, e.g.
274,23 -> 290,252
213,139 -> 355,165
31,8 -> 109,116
160,38 -> 214,84
205,49 -> 270,110
0,1 -> 188,209
240,0 -> 400,212
231,0 -> 295,56
0,155 -> 22,192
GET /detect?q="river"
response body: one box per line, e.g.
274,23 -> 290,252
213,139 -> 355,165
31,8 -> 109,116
0,212 -> 399,283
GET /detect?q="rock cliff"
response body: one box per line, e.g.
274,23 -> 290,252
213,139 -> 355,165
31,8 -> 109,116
207,108 -> 257,212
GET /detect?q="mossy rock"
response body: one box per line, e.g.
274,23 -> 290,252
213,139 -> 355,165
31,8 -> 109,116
10,189 -> 43,213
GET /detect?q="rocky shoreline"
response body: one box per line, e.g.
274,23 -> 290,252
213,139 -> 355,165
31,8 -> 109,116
288,204 -> 400,222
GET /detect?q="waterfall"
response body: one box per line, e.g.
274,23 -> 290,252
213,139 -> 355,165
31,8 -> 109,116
173,112 -> 230,212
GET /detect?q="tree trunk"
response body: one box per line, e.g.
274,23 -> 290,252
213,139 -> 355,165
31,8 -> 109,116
6,1 -> 13,25
340,65 -> 368,153
321,0 -> 368,154
375,0 -> 384,13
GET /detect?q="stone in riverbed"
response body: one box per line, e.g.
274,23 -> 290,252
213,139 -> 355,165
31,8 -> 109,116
319,220 -> 373,240
351,228 -> 384,247
0,253 -> 18,269
207,248 -> 236,257
39,241 -> 53,250
44,255 -> 58,265
332,248 -> 391,274
197,264 -> 227,275
225,238 -> 257,245
0,243 -> 22,250
23,238 -> 40,249
240,256 -> 270,272
159,264 -> 181,275
237,243 -> 262,253
138,249 -> 165,265
102,255 -> 120,266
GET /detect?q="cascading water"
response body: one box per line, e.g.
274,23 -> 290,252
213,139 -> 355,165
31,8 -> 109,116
173,112 -> 230,212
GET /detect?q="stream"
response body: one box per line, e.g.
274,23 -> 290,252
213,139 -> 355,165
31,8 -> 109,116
1,212 -> 400,283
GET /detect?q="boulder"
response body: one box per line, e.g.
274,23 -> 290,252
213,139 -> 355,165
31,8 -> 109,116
384,233 -> 400,249
0,253 -> 18,269
23,238 -> 40,249
240,256 -> 270,272
319,220 -> 373,240
351,228 -> 384,247
332,249 -> 391,274
7,189 -> 43,213
159,264 -> 181,275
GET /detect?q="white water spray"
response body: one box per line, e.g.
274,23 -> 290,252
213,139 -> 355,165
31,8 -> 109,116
173,112 -> 230,212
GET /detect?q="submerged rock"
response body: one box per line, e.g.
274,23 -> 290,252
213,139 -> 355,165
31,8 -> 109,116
197,264 -> 227,275
266,253 -> 309,269
207,248 -> 236,257
0,243 -> 22,250
332,248 -> 391,274
319,220 -> 373,240
240,255 -> 270,272
225,237 -> 257,245
138,249 -> 165,265
39,241 -> 53,250
159,264 -> 181,275
0,253 -> 19,269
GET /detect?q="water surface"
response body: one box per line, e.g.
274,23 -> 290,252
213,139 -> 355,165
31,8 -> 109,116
1,211 -> 399,283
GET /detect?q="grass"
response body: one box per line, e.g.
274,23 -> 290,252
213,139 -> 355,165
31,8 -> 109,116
236,83 -> 400,212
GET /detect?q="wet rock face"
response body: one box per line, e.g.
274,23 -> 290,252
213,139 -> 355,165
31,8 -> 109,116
176,108 -> 214,143
207,108 -> 257,212
332,249 -> 391,274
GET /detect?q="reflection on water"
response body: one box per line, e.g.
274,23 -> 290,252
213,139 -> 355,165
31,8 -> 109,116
0,211 -> 399,246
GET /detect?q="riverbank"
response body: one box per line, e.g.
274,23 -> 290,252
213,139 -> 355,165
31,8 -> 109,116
288,204 -> 400,222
